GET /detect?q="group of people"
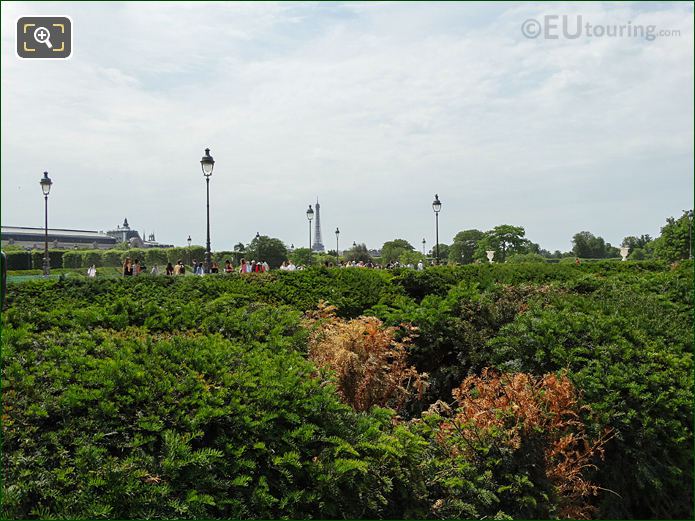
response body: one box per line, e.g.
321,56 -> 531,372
120,257 -> 273,277
121,257 -> 149,276
119,256 -> 431,277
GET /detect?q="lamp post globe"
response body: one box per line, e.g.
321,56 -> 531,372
306,205 -> 314,251
200,148 -> 215,273
187,235 -> 192,266
39,172 -> 53,276
432,194 -> 442,264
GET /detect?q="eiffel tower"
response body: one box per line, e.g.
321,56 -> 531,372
312,198 -> 325,252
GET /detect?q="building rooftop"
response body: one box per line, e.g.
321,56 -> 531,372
2,226 -> 111,239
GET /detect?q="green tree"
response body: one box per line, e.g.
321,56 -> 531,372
506,252 -> 547,263
474,225 -> 529,262
399,250 -> 425,267
622,234 -> 652,250
653,211 -> 693,262
381,239 -> 414,263
429,243 -> 450,263
448,229 -> 484,264
344,243 -> 372,263
290,247 -> 314,267
245,235 -> 288,269
571,231 -> 614,259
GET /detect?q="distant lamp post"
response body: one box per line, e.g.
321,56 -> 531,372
684,209 -> 693,260
306,205 -> 314,250
335,227 -> 340,266
256,232 -> 260,239
432,194 -> 442,264
187,235 -> 192,266
39,171 -> 53,276
200,147 -> 215,273
486,250 -> 495,263
422,238 -> 426,256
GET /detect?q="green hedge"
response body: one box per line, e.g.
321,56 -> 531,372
4,251 -> 31,270
3,262 -> 692,519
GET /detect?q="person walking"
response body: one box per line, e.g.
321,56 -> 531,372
166,262 -> 174,276
132,259 -> 141,276
224,260 -> 233,273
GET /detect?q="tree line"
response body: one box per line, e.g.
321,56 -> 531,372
4,210 -> 691,271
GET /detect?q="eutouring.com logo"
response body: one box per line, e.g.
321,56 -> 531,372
521,15 -> 680,41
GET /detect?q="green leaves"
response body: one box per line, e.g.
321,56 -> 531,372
3,260 -> 692,519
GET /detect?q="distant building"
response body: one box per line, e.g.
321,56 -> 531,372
2,218 -> 173,250
1,226 -> 117,250
106,218 -> 173,248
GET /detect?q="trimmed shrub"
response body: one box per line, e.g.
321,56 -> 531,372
4,251 -> 32,270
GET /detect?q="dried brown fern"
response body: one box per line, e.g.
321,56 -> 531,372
305,301 -> 427,412
441,368 -> 612,519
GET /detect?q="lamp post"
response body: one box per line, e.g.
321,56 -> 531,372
432,194 -> 442,264
40,172 -> 53,276
187,235 -> 192,266
422,238 -> 426,256
306,205 -> 314,250
684,209 -> 693,260
335,227 -> 340,266
200,148 -> 215,273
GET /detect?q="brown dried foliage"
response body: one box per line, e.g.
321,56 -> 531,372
305,301 -> 427,412
439,368 -> 612,519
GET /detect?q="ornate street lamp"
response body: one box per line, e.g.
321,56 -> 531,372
432,194 -> 442,264
187,235 -> 192,266
306,205 -> 314,250
200,148 -> 215,273
422,238 -> 426,255
40,172 -> 53,276
335,227 -> 340,266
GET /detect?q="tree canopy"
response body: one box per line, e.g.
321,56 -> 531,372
245,235 -> 288,268
344,243 -> 372,263
448,229 -> 484,264
380,239 -> 414,263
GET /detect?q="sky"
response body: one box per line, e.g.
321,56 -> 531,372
1,1 -> 693,253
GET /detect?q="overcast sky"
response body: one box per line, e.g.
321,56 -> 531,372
2,1 -> 693,252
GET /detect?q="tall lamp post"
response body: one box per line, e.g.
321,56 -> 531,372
422,238 -> 426,256
335,227 -> 340,266
306,205 -> 314,250
684,209 -> 693,260
187,235 -> 192,266
40,172 -> 53,276
432,194 -> 442,264
200,148 -> 215,273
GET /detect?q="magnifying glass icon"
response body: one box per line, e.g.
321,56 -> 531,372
33,26 -> 53,49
